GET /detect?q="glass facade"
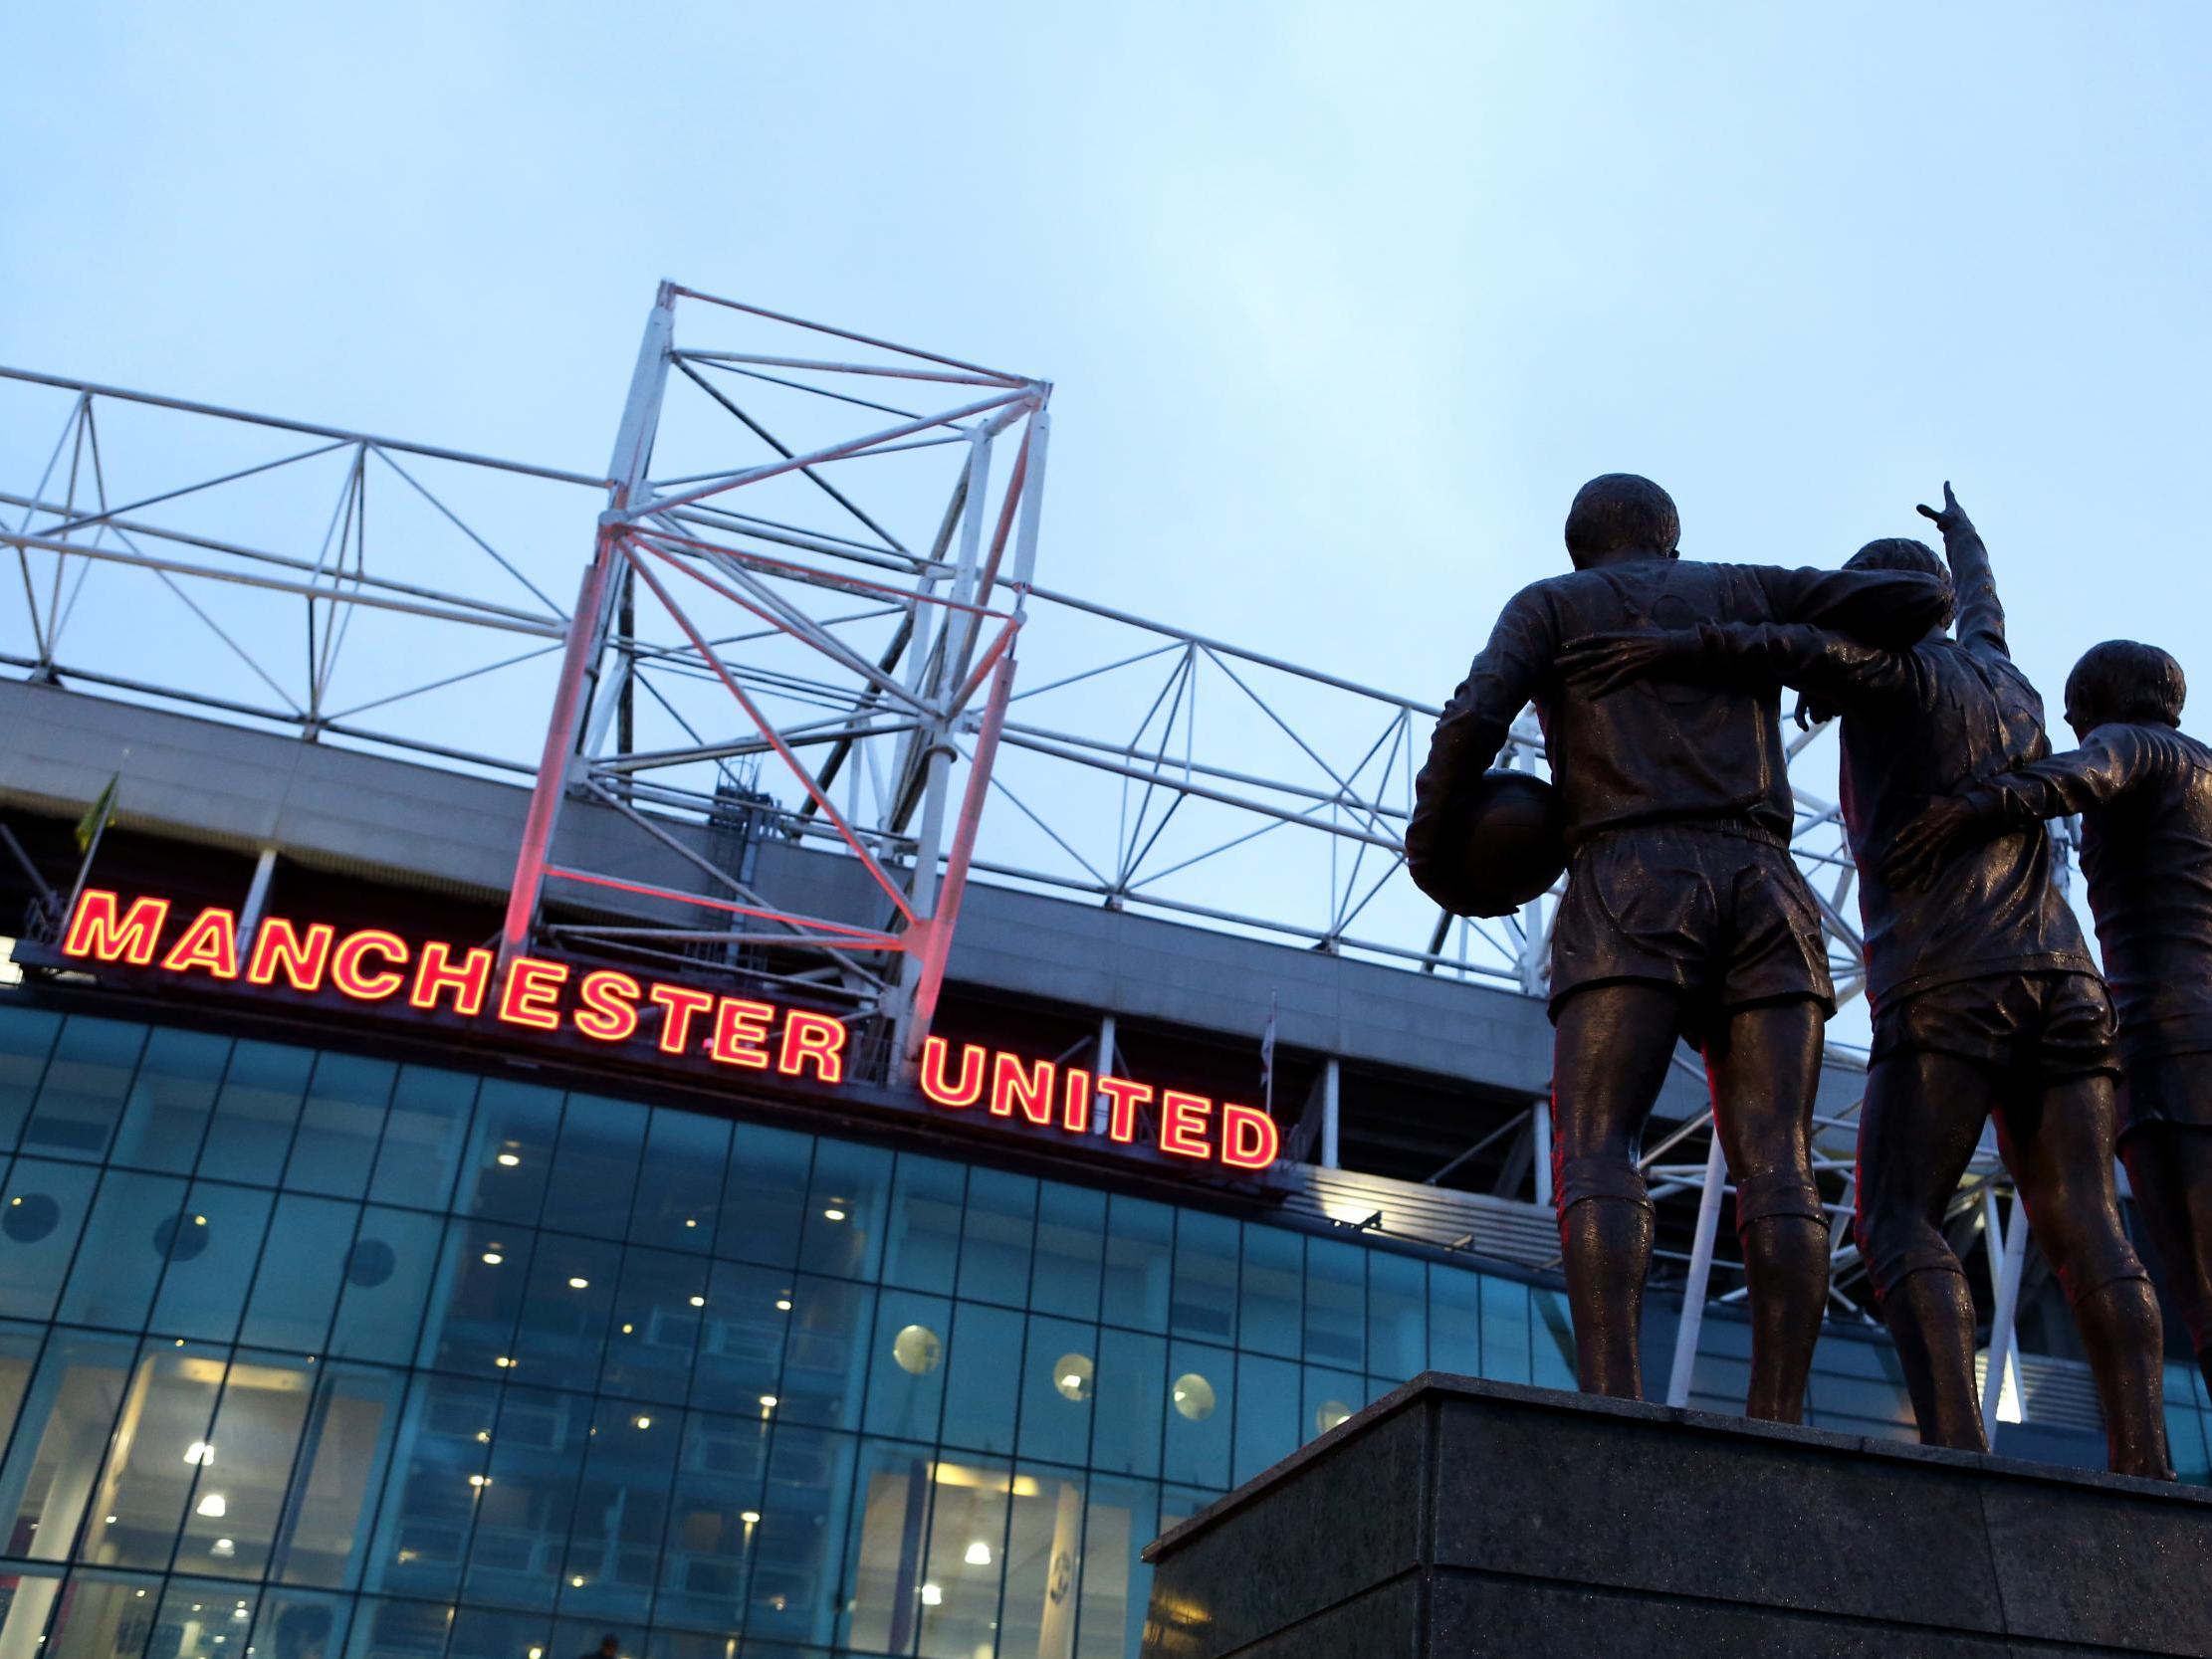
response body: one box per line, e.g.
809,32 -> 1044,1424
0,1000 -> 2204,1659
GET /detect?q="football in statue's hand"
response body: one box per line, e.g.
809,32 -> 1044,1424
1420,769 -> 1565,919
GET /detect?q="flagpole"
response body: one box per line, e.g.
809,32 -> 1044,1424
60,776 -> 119,939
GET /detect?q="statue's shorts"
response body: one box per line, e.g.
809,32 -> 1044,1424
1547,821 -> 1834,1040
1871,970 -> 2118,1084
2116,1032 -> 2212,1134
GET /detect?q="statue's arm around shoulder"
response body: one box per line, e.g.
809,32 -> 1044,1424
1754,561 -> 1950,649
1406,585 -> 1556,888
1964,725 -> 2157,828
1558,621 -> 1912,715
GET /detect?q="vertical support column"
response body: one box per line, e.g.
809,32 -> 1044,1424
1981,1187 -> 2031,1433
1532,1095 -> 1553,1208
1666,1131 -> 1729,1408
1089,1014 -> 1118,1134
1319,1056 -> 1341,1169
237,847 -> 278,958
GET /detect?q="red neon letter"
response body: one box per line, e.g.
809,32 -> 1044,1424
1061,1067 -> 1092,1133
332,931 -> 408,1001
777,1011 -> 846,1084
574,970 -> 642,1043
1159,1091 -> 1215,1160
245,917 -> 332,991
990,1053 -> 1056,1125
650,983 -> 717,1055
409,940 -> 494,1016
1219,1103 -> 1280,1170
159,906 -> 240,979
1095,1076 -> 1152,1143
498,956 -> 568,1030
62,890 -> 168,965
919,1036 -> 985,1108
710,998 -> 774,1070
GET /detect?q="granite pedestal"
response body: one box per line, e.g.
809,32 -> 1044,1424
1140,1372 -> 2212,1657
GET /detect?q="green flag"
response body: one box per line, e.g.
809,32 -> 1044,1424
74,774 -> 117,853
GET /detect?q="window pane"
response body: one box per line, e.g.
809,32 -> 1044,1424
148,1182 -> 275,1344
1231,1354 -> 1300,1487
43,1569 -> 157,1659
369,1068 -> 478,1212
839,1438 -> 934,1656
542,1095 -> 646,1240
629,1109 -> 729,1254
716,1123 -> 811,1270
247,1587 -> 353,1659
1162,1342 -> 1231,1490
0,1329 -> 136,1565
1530,1287 -> 1577,1390
996,1464 -> 1085,1659
746,1422 -> 855,1649
465,1385 -> 590,1613
1301,1366 -> 1364,1449
1237,1225 -> 1302,1359
272,1362 -> 409,1589
1029,1183 -> 1105,1322
171,1352 -> 318,1580
60,1168 -> 188,1332
1169,1211 -> 1237,1346
510,1233 -> 619,1378
1016,1316 -> 1097,1469
1368,1252 -> 1428,1381
957,1168 -> 1036,1309
880,1154 -> 965,1292
285,1056 -> 396,1200
1089,1330 -> 1165,1478
341,1596 -> 449,1659
776,1275 -> 874,1432
199,1044 -> 316,1187
445,1605 -> 550,1659
148,1576 -> 261,1659
691,1260 -> 791,1412
939,1302 -> 1022,1457
0,1005 -> 63,1151
1302,1237 -> 1365,1369
554,1401 -> 678,1625
240,1195 -> 356,1354
1074,1475 -> 1156,1659
1479,1276 -> 1532,1383
0,1319 -> 44,1453
360,1371 -> 498,1599
656,1408 -> 771,1632
326,1208 -> 441,1364
1100,1198 -> 1171,1333
0,1158 -> 99,1321
915,1454 -> 1007,1659
460,1080 -> 561,1224
79,1342 -> 229,1570
798,1141 -> 890,1281
863,1290 -> 949,1444
23,1016 -> 146,1162
598,1247 -> 707,1405
1428,1264 -> 1481,1374
111,1028 -> 231,1173
415,1219 -> 532,1378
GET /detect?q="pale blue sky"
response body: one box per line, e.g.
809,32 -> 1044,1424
4,2 -> 2208,985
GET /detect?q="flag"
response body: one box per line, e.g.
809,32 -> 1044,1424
74,774 -> 117,854
1259,989 -> 1277,1111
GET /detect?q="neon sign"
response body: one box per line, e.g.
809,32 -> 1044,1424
60,890 -> 1281,1173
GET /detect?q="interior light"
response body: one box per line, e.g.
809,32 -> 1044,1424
184,1441 -> 214,1466
212,1538 -> 235,1555
104,1516 -> 115,1525
633,1415 -> 651,1429
567,1277 -> 589,1290
822,1207 -> 846,1222
740,1510 -> 761,1526
759,1394 -> 777,1409
774,1297 -> 792,1312
481,1252 -> 504,1266
496,1153 -> 520,1167
193,1215 -> 206,1226
965,1541 -> 993,1566
684,1218 -> 697,1228
620,1323 -> 634,1334
569,1575 -> 585,1588
196,1494 -> 227,1518
468,1474 -> 491,1488
689,1295 -> 706,1308
529,1650 -> 544,1659
494,1356 -> 515,1368
920,1584 -> 943,1607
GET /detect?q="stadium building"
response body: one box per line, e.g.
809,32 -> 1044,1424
0,293 -> 2206,1659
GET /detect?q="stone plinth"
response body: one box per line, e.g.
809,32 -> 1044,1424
1140,1372 -> 2212,1657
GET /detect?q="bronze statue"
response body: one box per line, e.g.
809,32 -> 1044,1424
1560,487 -> 2170,1477
1408,474 -> 1949,1421
1891,635 -> 2212,1409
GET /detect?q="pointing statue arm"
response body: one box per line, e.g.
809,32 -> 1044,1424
1406,589 -> 1555,895
1918,483 -> 2005,654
